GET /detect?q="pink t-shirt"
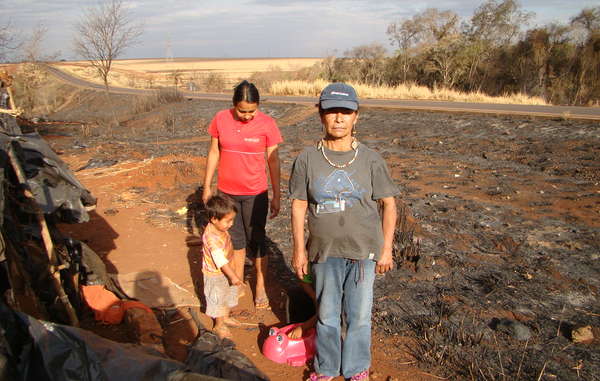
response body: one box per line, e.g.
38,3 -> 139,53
208,109 -> 282,195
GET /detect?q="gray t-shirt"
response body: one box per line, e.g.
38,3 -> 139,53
289,143 -> 399,263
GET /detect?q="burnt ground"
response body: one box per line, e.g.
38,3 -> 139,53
25,83 -> 600,380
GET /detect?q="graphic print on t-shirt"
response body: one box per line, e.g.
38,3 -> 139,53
314,169 -> 364,214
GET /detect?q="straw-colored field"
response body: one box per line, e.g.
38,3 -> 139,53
54,57 -> 322,90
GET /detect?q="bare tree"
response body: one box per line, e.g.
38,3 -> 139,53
344,43 -> 388,85
466,0 -> 533,46
0,20 -> 20,62
73,0 -> 143,91
388,8 -> 461,87
570,6 -> 600,36
320,55 -> 338,82
21,23 -> 60,63
409,9 -> 464,89
463,0 -> 533,89
417,8 -> 461,45
422,34 -> 468,88
16,24 -> 64,112
570,7 -> 600,104
387,18 -> 423,82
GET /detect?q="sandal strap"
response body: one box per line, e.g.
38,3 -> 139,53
307,373 -> 333,381
255,296 -> 271,309
350,370 -> 369,381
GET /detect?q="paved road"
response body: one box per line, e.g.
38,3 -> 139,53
45,64 -> 600,121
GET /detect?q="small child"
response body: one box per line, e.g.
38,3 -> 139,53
202,194 -> 243,339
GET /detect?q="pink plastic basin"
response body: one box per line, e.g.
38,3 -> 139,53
261,323 -> 316,366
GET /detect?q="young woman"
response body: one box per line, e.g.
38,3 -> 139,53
202,80 -> 282,310
289,83 -> 398,381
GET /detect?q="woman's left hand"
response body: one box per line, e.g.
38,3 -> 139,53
269,197 -> 280,218
376,248 -> 394,274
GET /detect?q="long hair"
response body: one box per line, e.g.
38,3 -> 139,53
232,80 -> 260,105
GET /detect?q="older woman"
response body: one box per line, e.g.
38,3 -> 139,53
289,83 -> 398,381
202,80 -> 282,310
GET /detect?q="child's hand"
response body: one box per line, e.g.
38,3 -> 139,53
221,263 -> 241,286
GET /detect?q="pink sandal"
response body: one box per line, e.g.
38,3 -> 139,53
350,370 -> 369,381
306,373 -> 334,381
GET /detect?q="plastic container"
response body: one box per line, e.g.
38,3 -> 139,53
261,323 -> 316,366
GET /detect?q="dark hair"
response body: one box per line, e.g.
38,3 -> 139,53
232,80 -> 260,105
205,194 -> 237,220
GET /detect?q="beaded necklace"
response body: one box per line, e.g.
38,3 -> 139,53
317,138 -> 359,168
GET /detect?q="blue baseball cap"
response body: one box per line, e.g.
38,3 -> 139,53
319,82 -> 359,111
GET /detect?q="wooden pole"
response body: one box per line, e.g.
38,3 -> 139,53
7,142 -> 79,326
5,86 -> 16,111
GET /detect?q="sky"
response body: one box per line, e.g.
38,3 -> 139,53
2,0 -> 599,60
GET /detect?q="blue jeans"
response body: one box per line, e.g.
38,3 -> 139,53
312,257 -> 376,378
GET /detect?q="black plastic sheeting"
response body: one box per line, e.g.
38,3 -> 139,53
0,114 -> 20,135
0,301 -> 269,381
185,327 -> 269,381
0,132 -> 96,223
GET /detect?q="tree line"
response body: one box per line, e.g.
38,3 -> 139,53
320,1 -> 600,106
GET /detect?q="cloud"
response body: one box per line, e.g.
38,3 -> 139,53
3,0 -> 598,59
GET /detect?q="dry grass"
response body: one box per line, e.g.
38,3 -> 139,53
270,80 -> 548,106
133,88 -> 184,114
12,63 -> 76,115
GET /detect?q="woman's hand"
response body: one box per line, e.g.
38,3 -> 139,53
377,196 -> 397,274
376,247 -> 394,274
292,248 -> 309,280
269,196 -> 280,218
201,187 -> 212,205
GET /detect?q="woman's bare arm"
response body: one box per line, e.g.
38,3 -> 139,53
266,144 -> 281,218
202,137 -> 220,203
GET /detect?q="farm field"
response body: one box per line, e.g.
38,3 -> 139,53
53,57 -> 322,90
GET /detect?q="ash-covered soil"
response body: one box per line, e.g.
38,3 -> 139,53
41,91 -> 600,380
